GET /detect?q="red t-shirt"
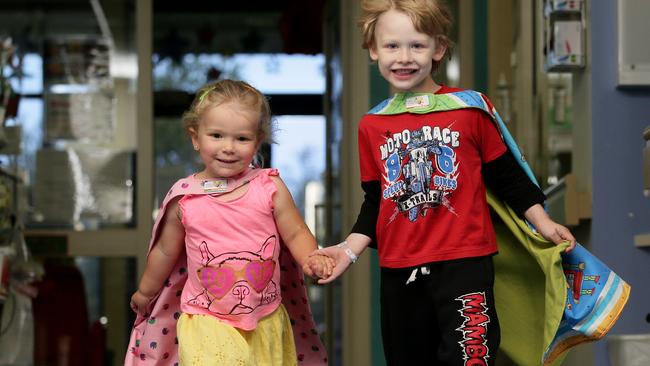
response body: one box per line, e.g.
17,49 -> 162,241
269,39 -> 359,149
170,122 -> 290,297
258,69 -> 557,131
358,86 -> 507,268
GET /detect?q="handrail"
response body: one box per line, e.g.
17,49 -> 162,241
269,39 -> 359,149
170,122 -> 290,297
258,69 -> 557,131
0,166 -> 21,183
543,175 -> 567,198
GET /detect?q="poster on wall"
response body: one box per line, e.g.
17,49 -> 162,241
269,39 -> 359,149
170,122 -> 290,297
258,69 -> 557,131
44,92 -> 115,143
42,36 -> 115,144
35,36 -> 130,229
43,36 -> 111,89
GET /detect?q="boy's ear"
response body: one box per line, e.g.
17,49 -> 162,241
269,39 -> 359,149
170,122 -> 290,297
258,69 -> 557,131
432,42 -> 447,62
369,45 -> 379,61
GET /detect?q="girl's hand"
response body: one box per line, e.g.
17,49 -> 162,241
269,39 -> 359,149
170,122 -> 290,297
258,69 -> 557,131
130,290 -> 156,317
309,244 -> 355,284
303,254 -> 335,279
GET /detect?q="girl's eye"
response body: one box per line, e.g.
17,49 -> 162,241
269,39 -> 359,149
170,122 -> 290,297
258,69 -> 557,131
237,136 -> 252,142
211,133 -> 222,138
412,43 -> 425,49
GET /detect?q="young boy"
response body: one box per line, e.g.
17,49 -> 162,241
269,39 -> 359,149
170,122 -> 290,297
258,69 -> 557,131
313,0 -> 576,365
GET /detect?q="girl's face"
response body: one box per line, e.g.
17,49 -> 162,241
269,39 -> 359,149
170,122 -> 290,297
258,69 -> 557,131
190,101 -> 261,179
369,9 -> 447,93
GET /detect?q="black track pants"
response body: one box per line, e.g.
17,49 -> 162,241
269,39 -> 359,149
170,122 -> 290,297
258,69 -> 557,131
380,255 -> 501,366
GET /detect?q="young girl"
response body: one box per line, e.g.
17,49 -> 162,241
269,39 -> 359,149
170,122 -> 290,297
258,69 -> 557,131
127,79 -> 332,365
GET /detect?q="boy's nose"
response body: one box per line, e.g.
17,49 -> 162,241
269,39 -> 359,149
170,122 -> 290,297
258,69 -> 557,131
398,48 -> 413,63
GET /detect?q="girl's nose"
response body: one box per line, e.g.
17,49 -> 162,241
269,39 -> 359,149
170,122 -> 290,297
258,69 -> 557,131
222,139 -> 235,153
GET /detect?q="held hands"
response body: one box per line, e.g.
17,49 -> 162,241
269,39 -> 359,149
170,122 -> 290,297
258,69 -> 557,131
302,254 -> 335,280
308,242 -> 357,284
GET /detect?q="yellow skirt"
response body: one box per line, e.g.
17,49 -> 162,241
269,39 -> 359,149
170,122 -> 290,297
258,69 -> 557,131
177,305 -> 297,366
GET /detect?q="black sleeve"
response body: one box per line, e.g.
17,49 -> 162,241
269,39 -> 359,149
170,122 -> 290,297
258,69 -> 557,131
482,151 -> 546,217
350,180 -> 380,249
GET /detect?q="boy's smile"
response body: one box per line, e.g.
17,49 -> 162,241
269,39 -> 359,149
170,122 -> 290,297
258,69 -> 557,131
369,9 -> 447,93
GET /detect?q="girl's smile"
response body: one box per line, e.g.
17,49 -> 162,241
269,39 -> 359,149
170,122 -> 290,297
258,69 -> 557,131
190,101 -> 261,179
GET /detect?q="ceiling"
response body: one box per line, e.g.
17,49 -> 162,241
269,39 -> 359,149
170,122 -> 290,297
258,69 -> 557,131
0,0 -> 324,55
0,0 -> 289,13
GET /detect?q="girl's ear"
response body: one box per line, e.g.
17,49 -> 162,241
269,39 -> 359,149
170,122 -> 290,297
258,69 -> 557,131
189,127 -> 199,150
253,136 -> 265,167
255,130 -> 266,151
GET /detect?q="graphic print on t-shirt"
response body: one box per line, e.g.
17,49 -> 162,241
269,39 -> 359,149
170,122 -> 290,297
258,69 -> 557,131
190,235 -> 279,315
380,123 -> 460,222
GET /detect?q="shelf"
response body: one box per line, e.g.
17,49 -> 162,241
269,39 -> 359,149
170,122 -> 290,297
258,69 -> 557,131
544,173 -> 592,226
0,166 -> 20,182
548,133 -> 574,153
634,233 -> 650,248
25,228 -> 141,257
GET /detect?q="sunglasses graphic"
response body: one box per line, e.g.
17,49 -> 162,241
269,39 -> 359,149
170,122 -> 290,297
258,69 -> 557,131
198,260 -> 275,299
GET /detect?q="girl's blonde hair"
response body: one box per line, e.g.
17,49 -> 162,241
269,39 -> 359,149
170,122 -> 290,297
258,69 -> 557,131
182,79 -> 274,144
359,0 -> 454,71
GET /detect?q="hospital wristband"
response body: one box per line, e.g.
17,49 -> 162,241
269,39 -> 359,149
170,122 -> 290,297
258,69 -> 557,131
337,241 -> 358,264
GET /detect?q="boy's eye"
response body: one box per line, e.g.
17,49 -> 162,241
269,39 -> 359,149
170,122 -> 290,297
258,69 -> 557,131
210,133 -> 222,138
412,43 -> 425,49
385,43 -> 398,49
237,136 -> 252,141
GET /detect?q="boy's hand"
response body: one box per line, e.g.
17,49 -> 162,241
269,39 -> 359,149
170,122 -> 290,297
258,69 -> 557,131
309,244 -> 354,284
535,220 -> 577,253
524,204 -> 576,253
302,254 -> 335,280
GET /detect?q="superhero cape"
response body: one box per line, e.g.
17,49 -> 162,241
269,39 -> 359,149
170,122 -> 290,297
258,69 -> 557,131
124,168 -> 328,365
369,91 -> 630,365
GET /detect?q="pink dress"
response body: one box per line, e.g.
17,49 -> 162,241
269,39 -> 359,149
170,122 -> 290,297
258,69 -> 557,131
124,168 -> 328,366
178,169 -> 282,330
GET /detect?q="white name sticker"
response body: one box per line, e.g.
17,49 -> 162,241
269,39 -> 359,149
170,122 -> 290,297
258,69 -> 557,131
405,95 -> 431,109
202,179 -> 228,193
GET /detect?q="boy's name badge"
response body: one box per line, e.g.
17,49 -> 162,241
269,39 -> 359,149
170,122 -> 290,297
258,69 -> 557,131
405,95 -> 431,109
202,179 -> 228,193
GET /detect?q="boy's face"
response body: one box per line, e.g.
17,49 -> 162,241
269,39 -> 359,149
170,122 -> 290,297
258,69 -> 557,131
369,9 -> 446,93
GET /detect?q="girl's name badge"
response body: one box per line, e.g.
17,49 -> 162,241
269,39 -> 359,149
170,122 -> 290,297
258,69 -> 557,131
202,179 -> 228,193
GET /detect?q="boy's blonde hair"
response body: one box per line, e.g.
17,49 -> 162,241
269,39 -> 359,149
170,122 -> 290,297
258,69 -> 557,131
182,79 -> 274,144
359,0 -> 454,70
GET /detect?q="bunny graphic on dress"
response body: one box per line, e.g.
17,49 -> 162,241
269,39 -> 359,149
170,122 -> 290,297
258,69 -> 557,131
189,235 -> 279,315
